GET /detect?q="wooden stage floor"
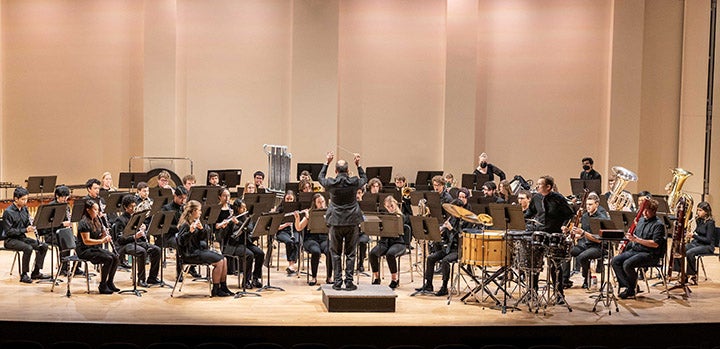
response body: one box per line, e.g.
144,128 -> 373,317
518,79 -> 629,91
1,245 -> 720,347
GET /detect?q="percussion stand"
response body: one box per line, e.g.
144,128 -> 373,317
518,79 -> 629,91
547,255 -> 573,312
511,237 -> 546,314
255,213 -> 285,292
592,237 -> 620,315
409,216 -> 442,297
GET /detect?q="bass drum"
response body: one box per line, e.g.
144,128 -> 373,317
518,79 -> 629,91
145,168 -> 183,189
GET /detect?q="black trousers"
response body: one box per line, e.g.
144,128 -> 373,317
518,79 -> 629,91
357,233 -> 369,269
276,230 -> 300,262
78,247 -> 119,284
5,237 -> 47,274
424,250 -> 457,288
369,242 -> 406,274
329,225 -> 360,283
226,244 -> 264,281
121,241 -> 161,281
304,239 -> 331,279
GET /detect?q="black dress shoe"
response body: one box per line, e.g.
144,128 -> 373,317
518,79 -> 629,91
357,266 -> 365,273
372,278 -> 381,285
20,274 -> 32,284
31,272 -> 51,280
435,287 -> 448,296
146,277 -> 162,285
98,283 -> 114,294
414,284 -> 433,292
107,282 -> 121,292
581,281 -> 589,289
189,268 -> 202,278
345,281 -> 357,291
389,280 -> 399,289
252,279 -> 263,288
332,281 -> 343,290
563,280 -> 574,289
119,262 -> 131,270
618,289 -> 635,299
137,280 -> 149,288
308,278 -> 317,286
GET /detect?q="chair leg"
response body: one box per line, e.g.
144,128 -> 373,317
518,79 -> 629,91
206,264 -> 212,297
698,256 -> 708,281
171,265 -> 188,297
642,268 -> 651,293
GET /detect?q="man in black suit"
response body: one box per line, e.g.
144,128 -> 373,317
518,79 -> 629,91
319,151 -> 367,291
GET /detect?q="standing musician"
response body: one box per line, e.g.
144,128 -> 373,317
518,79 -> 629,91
611,198 -> 665,299
417,196 -> 469,296
675,201 -> 715,285
177,200 -> 233,297
319,151 -> 367,291
112,195 -> 162,287
473,152 -> 506,182
432,175 -> 454,206
77,199 -> 120,294
253,171 -> 267,193
535,176 -> 575,298
44,185 -> 82,277
100,172 -> 118,197
294,193 -> 332,286
2,187 -> 51,283
222,201 -> 264,289
580,157 -> 602,181
213,188 -> 236,247
182,174 -> 197,191
370,196 -> 408,289
161,186 -> 198,278
274,190 -> 301,275
566,192 -> 609,288
394,175 -> 413,217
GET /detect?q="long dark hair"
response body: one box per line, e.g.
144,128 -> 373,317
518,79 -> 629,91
82,199 -> 102,232
698,201 -> 713,220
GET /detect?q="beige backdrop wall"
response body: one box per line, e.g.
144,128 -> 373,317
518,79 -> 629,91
0,0 -> 716,209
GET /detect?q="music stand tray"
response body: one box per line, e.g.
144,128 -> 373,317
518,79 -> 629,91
253,214 -> 285,292
188,186 -> 223,207
505,205 -> 526,231
362,214 -> 403,239
26,176 -> 57,195
308,210 -> 329,234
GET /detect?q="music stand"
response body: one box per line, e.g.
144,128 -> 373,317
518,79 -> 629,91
105,192 -> 129,224
409,215 -> 442,296
414,171 -> 443,191
652,195 -> 671,213
285,182 -> 300,193
366,166 -> 393,185
33,203 -> 68,284
253,213 -> 284,292
296,163 -> 324,181
461,174 -> 477,191
570,179 -> 602,197
188,186 -> 223,207
360,193 -> 380,212
70,199 -> 87,223
118,172 -> 148,190
149,187 -> 173,202
592,229 -> 624,315
305,209 -> 329,288
149,196 -> 171,216
297,192 -> 315,210
608,211 -> 628,233
380,189 -> 401,203
146,211 -> 175,288
118,210 -> 150,297
488,204 -> 508,229
208,169 -> 242,188
475,173 -> 491,188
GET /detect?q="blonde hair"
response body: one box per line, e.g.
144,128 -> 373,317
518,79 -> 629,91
179,200 -> 202,226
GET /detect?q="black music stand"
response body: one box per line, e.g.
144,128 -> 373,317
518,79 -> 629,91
488,204 -> 508,230
118,172 -> 148,191
609,210 -> 629,233
70,199 -> 87,223
461,174 -> 477,191
506,205 -> 527,231
296,163 -> 324,181
592,229 -> 624,315
105,192 -> 129,224
409,215 -> 442,296
360,193 -> 380,212
366,166 -> 393,185
149,187 -> 173,201
414,171 -> 443,191
26,176 -> 57,198
475,173 -> 491,188
33,203 -> 68,284
570,179 -> 602,197
232,212 -> 261,299
652,195 -> 671,213
118,210 -> 150,297
254,213 -> 284,292
380,189 -> 401,203
285,182 -> 300,193
146,211 -> 175,288
188,186 -> 222,207
149,196 -> 171,217
208,169 -> 242,188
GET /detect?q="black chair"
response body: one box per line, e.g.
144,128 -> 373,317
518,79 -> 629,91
1,340 -> 44,349
50,227 -> 91,296
0,217 -> 22,277
50,341 -> 92,349
171,254 -> 213,297
696,227 -> 720,281
146,343 -> 191,349
195,344 -> 238,349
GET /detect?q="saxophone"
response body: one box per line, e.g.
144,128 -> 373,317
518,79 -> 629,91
666,168 -> 693,215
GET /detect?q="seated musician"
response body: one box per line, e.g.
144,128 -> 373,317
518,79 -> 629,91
243,181 -> 257,197
222,201 -> 264,288
498,180 -> 512,203
43,185 -> 82,277
294,193 -> 332,286
177,200 -> 233,297
2,187 -> 51,283
134,182 -> 153,226
275,190 -> 300,275
674,201 -> 715,285
161,186 -> 198,278
208,172 -> 220,186
370,196 -> 408,289
299,170 -> 312,182
611,198 -> 665,299
358,178 -> 384,273
566,192 -> 609,289
443,173 -> 456,190
213,188 -> 235,246
77,199 -> 120,294
417,196 -> 470,296
112,195 -> 161,287
182,174 -> 196,191
473,152 -> 506,182
431,175 -> 453,205
481,181 -> 505,203
253,171 -> 267,193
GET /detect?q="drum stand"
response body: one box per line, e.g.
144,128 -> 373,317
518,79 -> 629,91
512,268 -> 546,314
592,238 -> 619,315
546,256 -> 572,312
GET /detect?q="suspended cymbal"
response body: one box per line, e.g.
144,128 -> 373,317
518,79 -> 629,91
441,203 -> 493,226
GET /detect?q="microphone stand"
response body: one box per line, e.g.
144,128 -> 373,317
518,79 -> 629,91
119,223 -> 147,297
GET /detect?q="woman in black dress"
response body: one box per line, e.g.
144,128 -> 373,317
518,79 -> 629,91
294,193 -> 332,286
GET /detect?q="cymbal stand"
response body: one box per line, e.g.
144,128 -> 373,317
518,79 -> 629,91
410,239 -> 434,296
592,238 -> 619,314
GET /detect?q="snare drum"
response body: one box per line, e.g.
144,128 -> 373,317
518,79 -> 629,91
461,231 -> 506,267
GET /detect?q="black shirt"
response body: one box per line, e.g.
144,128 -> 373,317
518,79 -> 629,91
1,204 -> 31,240
628,216 -> 665,258
692,217 -> 716,246
473,163 -> 506,182
177,222 -> 211,258
77,217 -> 104,253
319,165 -> 368,226
539,192 -> 574,234
579,206 -> 609,247
112,211 -> 147,246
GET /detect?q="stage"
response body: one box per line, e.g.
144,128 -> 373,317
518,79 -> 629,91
1,247 -> 720,348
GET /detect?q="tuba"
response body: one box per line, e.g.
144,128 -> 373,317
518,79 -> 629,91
666,168 -> 693,214
607,166 -> 638,211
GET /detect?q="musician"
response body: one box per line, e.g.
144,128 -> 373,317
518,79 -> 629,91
253,171 -> 266,193
319,151 -> 367,291
275,190 -> 300,275
431,175 -> 453,205
243,181 -> 257,197
580,157 -> 602,181
443,173 -> 456,189
299,170 -> 312,182
473,152 -> 506,182
182,174 -> 196,191
481,181 -> 505,203
294,193 -> 332,286
45,185 -> 82,277
134,182 -> 153,213
208,172 -> 220,186
100,172 -> 117,197
85,178 -> 124,268
222,201 -> 264,288
675,201 -> 715,284
393,175 -> 413,216
518,190 -> 532,213
112,195 -> 161,287
177,200 -> 233,297
417,197 -> 467,296
370,196 -> 408,289
298,179 -> 313,193
566,192 -> 609,288
161,186 -> 197,278
611,198 -> 665,299
536,175 -> 575,296
77,199 -> 120,294
359,178 -> 384,272
2,187 -> 51,283
157,170 -> 173,190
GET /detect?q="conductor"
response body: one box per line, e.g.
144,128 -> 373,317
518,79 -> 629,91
319,151 -> 367,291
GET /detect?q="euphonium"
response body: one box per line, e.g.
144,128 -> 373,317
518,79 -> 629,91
607,166 -> 638,211
402,186 -> 415,199
666,168 -> 693,214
